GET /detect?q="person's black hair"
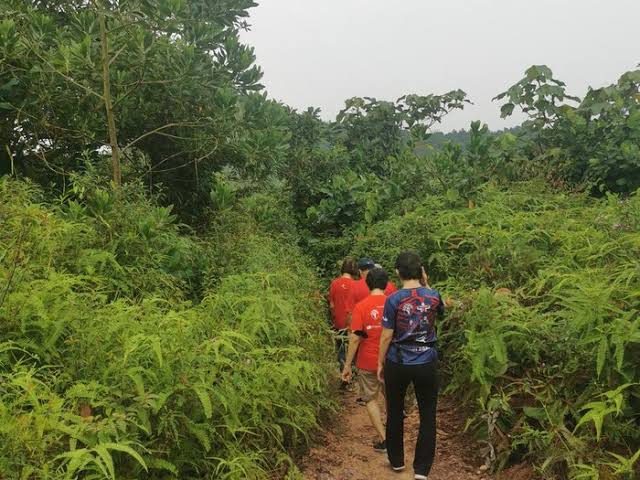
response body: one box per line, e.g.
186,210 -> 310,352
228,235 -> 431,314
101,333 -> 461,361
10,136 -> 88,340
340,257 -> 358,276
366,267 -> 388,291
395,250 -> 423,280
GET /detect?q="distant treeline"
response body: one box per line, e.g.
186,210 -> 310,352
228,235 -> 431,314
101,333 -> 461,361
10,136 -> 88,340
425,126 -> 523,149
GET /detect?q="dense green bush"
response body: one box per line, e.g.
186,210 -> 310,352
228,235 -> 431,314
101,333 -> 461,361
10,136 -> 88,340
352,182 -> 640,479
0,177 -> 334,479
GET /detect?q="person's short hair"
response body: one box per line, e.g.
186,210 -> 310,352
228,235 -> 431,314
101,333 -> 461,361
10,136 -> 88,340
357,257 -> 375,271
341,257 -> 358,276
395,251 -> 423,280
366,267 -> 388,291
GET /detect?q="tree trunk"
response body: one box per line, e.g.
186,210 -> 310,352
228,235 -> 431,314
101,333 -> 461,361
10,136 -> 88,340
99,10 -> 121,188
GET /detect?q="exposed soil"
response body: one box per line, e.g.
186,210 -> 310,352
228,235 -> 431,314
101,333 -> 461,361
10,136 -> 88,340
299,390 -> 498,480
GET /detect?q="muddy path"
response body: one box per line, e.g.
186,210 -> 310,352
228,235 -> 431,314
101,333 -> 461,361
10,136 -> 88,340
299,390 -> 497,480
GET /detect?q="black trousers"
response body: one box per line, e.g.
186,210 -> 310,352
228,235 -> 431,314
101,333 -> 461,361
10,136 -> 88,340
384,359 -> 438,475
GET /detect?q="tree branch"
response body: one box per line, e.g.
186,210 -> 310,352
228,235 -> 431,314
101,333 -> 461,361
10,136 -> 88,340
123,122 -> 205,151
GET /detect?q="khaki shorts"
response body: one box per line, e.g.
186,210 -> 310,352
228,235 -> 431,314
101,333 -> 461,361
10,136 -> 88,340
358,369 -> 382,403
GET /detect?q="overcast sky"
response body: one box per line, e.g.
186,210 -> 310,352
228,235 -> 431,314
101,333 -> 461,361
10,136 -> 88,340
241,0 -> 639,132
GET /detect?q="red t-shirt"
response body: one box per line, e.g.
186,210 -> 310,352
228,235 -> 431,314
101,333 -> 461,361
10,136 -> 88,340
349,278 -> 397,312
329,276 -> 355,330
385,282 -> 397,295
351,294 -> 387,371
348,278 -> 370,313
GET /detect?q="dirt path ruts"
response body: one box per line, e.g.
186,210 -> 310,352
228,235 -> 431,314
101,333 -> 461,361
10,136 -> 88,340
299,390 -> 495,480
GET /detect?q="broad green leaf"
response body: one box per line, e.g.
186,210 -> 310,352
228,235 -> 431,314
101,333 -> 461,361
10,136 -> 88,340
596,337 -> 608,378
147,458 -> 178,474
522,406 -> 546,421
193,385 -> 213,419
93,445 -> 116,480
101,443 -> 148,472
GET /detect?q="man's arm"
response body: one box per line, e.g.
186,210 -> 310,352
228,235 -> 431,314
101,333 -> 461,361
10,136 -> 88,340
328,285 -> 335,311
377,328 -> 394,382
341,332 -> 362,382
378,295 -> 396,382
437,293 -> 445,319
345,311 -> 353,329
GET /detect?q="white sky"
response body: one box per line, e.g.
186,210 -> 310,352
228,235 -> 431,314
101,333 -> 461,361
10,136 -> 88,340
241,0 -> 639,131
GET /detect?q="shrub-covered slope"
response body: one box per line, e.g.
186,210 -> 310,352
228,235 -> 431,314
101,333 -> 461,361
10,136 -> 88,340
0,178 -> 334,479
353,182 -> 640,479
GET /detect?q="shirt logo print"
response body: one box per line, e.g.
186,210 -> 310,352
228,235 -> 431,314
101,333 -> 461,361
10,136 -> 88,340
417,302 -> 431,313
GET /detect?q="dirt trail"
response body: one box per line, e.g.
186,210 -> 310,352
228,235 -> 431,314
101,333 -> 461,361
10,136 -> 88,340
299,391 -> 495,480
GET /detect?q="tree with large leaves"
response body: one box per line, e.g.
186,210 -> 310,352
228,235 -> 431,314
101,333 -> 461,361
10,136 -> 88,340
0,0 -> 277,211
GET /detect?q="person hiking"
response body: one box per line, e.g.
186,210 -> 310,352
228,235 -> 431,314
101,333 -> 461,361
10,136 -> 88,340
329,257 -> 358,382
349,259 -> 396,321
377,251 -> 444,480
347,258 -> 394,404
341,267 -> 388,453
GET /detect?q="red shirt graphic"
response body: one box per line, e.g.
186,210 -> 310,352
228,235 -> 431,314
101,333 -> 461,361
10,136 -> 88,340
329,277 -> 355,330
351,294 -> 387,371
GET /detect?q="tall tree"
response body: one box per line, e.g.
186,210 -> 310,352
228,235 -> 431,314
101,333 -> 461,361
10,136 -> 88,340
0,0 -> 269,203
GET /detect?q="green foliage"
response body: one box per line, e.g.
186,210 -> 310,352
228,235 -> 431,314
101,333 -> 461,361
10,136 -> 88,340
0,177 -> 334,479
0,0 -> 285,219
335,91 -> 469,174
352,182 -> 640,478
496,65 -> 640,193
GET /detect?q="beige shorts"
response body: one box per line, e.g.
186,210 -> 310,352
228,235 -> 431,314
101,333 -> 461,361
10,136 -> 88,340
358,369 -> 382,403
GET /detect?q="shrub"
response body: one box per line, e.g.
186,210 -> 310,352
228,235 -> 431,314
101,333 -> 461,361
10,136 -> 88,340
353,181 -> 640,478
0,178 -> 335,479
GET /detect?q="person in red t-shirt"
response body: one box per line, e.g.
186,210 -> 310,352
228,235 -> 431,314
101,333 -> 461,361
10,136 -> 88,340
348,259 -> 398,324
380,263 -> 398,295
385,283 -> 397,293
329,257 -> 358,330
341,267 -> 389,453
329,257 -> 358,376
350,257 -> 375,302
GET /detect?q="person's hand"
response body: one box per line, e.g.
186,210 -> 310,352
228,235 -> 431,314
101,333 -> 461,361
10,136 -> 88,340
377,363 -> 385,383
420,266 -> 430,288
341,366 -> 352,383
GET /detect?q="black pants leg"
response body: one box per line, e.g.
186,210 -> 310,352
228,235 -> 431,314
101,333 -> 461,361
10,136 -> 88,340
384,360 -> 411,467
412,361 -> 438,476
384,360 -> 438,473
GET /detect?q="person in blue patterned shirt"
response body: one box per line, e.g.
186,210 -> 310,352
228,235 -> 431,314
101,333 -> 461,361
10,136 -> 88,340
377,251 -> 445,479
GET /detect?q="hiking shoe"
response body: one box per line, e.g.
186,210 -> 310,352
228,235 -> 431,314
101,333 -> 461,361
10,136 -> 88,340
385,457 -> 406,471
356,397 -> 367,406
372,440 -> 386,453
